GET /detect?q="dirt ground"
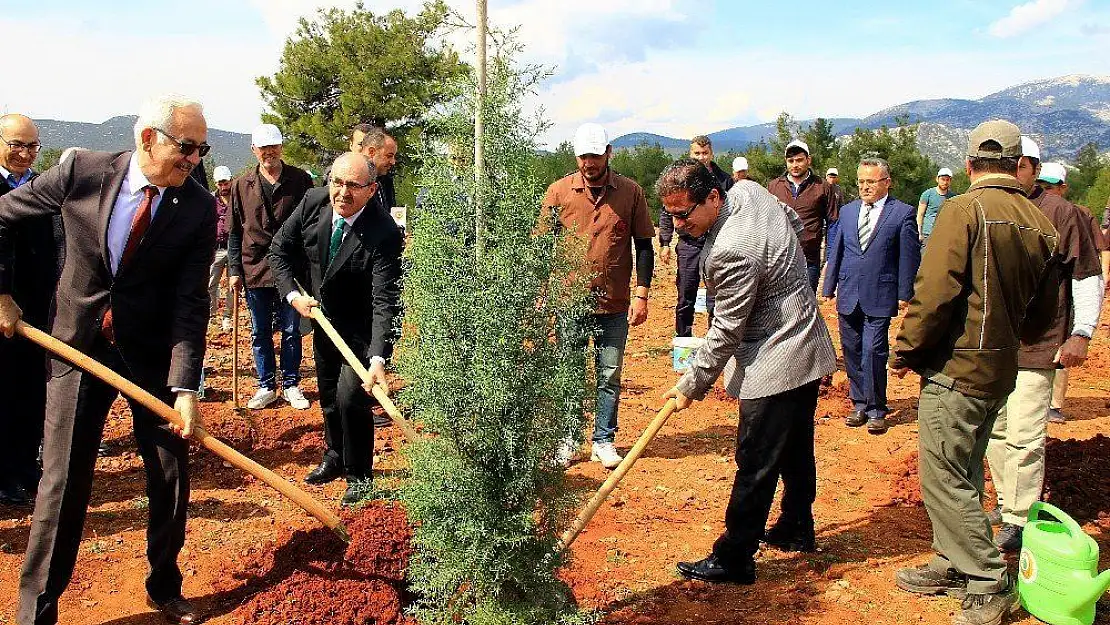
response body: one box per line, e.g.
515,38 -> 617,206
3,259 -> 1110,625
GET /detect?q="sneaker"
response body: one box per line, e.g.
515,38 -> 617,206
554,437 -> 577,468
221,317 -> 232,332
591,442 -> 623,469
1047,408 -> 1065,424
247,388 -> 278,410
895,563 -> 968,597
283,386 -> 310,410
995,523 -> 1023,553
954,585 -> 1019,625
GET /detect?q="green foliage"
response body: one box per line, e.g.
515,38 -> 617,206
836,121 -> 937,206
802,118 -> 838,176
397,41 -> 595,625
256,0 -> 466,168
610,142 -> 671,222
1069,142 -> 1106,209
1082,167 -> 1110,220
34,147 -> 62,172
533,141 -> 577,186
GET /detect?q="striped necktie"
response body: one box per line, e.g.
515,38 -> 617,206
858,203 -> 873,251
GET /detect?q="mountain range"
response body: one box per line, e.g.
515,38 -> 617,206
611,74 -> 1110,168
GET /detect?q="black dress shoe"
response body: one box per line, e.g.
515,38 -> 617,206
305,459 -> 344,485
846,410 -> 867,427
0,484 -> 33,507
342,476 -> 374,506
763,523 -> 816,552
867,415 -> 889,435
146,596 -> 201,624
676,554 -> 756,584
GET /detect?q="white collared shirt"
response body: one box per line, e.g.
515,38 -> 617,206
107,153 -> 167,275
858,194 -> 888,236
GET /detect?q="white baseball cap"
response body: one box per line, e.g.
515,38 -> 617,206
213,165 -> 233,182
1020,136 -> 1040,161
573,123 -> 609,156
732,156 -> 749,172
826,167 -> 839,176
785,139 -> 810,156
1037,162 -> 1067,185
937,167 -> 953,178
251,123 -> 283,147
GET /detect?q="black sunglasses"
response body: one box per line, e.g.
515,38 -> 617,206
153,127 -> 211,158
665,201 -> 701,220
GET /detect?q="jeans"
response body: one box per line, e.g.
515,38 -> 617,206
207,248 -> 233,319
805,262 -> 821,294
592,312 -> 629,443
244,287 -> 302,391
675,240 -> 713,337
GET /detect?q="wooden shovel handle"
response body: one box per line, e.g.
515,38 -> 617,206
15,321 -> 349,543
231,288 -> 240,410
558,398 -> 678,553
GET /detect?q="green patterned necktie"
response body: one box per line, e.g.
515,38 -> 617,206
328,219 -> 347,266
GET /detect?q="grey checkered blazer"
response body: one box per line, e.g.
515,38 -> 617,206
676,180 -> 837,401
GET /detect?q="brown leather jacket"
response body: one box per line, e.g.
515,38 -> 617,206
226,163 -> 313,289
893,175 -> 1060,399
767,171 -> 839,264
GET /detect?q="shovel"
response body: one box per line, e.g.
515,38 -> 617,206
558,398 -> 678,553
15,321 -> 350,543
294,283 -> 420,444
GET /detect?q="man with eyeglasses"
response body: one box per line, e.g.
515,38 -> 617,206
226,123 -> 314,411
0,94 -> 216,625
657,159 -> 836,584
269,152 -> 402,504
822,158 -> 920,435
0,114 -> 61,508
767,140 -> 841,293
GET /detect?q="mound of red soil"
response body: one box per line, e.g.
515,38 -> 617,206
886,450 -> 923,507
219,501 -> 413,625
1043,435 -> 1110,528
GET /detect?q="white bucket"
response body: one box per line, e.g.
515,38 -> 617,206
672,336 -> 705,372
695,288 -> 708,314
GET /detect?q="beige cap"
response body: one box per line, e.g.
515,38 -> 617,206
967,120 -> 1021,159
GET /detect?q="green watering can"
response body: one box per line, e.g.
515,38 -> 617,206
1017,502 -> 1110,625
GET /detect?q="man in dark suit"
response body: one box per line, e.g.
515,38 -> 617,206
355,125 -> 398,213
0,95 -> 215,625
0,114 -> 59,507
823,157 -> 920,434
269,152 -> 402,505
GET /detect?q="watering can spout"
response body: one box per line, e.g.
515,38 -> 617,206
1081,569 -> 1110,605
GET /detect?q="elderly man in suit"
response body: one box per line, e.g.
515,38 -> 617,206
0,94 -> 215,625
659,159 -> 837,584
269,152 -> 402,505
823,157 -> 921,434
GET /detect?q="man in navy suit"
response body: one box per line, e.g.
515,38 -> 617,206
823,157 -> 920,434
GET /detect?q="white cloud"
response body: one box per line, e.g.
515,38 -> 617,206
988,0 -> 1076,38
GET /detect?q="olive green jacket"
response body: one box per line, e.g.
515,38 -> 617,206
893,174 -> 1060,399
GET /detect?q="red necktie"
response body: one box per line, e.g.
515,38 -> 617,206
102,185 -> 159,342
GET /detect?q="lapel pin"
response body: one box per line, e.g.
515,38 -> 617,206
172,197 -> 179,204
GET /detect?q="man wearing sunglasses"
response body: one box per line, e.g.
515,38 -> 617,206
0,94 -> 216,625
659,159 -> 836,585
0,114 -> 61,509
269,153 -> 402,505
226,124 -> 314,412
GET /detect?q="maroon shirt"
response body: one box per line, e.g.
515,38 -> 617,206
214,193 -> 230,247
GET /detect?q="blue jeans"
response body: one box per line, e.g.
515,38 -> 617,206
805,262 -> 821,294
592,312 -> 629,443
244,287 -> 302,391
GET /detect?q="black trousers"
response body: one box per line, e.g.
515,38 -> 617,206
712,380 -> 820,564
313,332 -> 376,479
0,337 -> 47,491
675,239 -> 713,337
19,339 -> 189,625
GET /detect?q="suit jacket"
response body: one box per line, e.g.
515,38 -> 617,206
823,196 -> 921,318
0,151 -> 216,390
268,188 -> 403,362
676,180 -> 837,401
0,173 -> 64,326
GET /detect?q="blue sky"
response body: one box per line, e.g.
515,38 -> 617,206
1,0 -> 1107,148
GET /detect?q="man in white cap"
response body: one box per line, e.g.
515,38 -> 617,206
732,156 -> 749,183
767,139 -> 840,292
543,122 -> 655,469
984,143 -> 1103,554
917,167 -> 957,245
209,165 -> 234,331
825,167 -> 839,186
226,123 -> 314,410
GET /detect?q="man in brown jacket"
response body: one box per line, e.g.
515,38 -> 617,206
226,124 -> 313,410
767,139 -> 840,292
892,120 -> 1059,625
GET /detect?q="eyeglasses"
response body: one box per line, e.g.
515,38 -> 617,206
665,201 -> 701,220
329,177 -> 372,191
0,132 -> 41,154
857,177 -> 890,187
153,127 -> 211,158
